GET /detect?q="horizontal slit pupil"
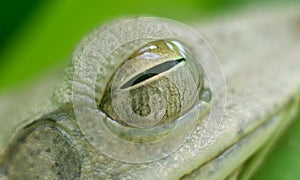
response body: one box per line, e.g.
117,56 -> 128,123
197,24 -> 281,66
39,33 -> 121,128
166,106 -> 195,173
133,73 -> 157,86
121,58 -> 185,89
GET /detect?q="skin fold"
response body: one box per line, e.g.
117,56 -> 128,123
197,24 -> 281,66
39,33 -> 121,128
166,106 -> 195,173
0,6 -> 300,179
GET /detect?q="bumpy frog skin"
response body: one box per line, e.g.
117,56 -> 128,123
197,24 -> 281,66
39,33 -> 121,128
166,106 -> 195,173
0,6 -> 300,179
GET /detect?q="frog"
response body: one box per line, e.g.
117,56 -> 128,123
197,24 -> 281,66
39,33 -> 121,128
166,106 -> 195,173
0,6 -> 299,180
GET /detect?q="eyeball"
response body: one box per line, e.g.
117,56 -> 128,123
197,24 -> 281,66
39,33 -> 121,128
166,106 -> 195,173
98,40 -> 209,143
100,40 -> 204,128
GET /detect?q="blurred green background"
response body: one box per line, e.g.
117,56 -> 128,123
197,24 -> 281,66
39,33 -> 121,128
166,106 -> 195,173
0,0 -> 299,179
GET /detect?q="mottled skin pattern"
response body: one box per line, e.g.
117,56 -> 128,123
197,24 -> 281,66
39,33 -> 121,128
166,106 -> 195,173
4,121 -> 81,179
0,6 -> 300,180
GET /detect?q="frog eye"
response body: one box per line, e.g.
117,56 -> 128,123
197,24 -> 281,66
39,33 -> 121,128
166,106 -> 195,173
72,17 -> 225,163
99,40 -> 209,142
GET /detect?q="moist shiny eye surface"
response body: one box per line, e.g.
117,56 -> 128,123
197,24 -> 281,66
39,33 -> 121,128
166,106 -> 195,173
99,39 -> 205,132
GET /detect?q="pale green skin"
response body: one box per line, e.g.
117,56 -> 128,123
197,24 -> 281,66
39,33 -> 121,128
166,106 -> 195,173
0,6 -> 300,180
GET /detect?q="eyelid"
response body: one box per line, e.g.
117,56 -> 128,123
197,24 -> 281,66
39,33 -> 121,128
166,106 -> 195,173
120,58 -> 185,89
